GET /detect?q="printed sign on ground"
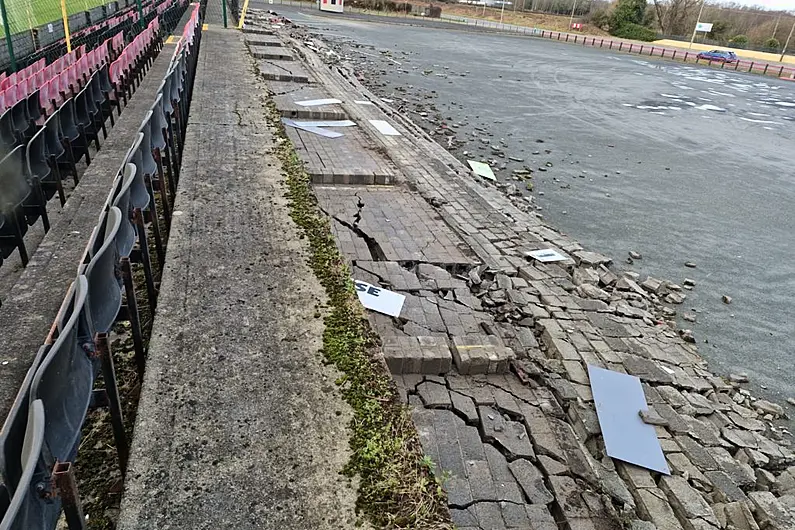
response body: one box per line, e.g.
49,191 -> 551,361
354,280 -> 405,317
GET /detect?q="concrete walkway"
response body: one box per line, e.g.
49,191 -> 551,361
117,24 -> 359,530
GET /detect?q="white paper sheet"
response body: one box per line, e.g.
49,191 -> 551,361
295,98 -> 342,107
354,280 -> 405,317
369,120 -> 401,136
282,118 -> 343,138
526,249 -> 567,263
588,365 -> 670,474
467,160 -> 496,181
292,120 -> 357,127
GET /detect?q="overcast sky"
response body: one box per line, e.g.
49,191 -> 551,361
714,0 -> 794,11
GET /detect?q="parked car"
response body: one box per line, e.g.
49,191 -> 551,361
696,50 -> 739,63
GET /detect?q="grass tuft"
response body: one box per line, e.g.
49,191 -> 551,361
264,99 -> 452,529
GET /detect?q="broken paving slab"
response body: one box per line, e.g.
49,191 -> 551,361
452,335 -> 516,375
383,336 -> 453,375
251,48 -> 294,60
258,59 -> 311,82
272,86 -> 349,120
284,127 -> 397,185
314,186 -> 474,265
244,34 -> 283,46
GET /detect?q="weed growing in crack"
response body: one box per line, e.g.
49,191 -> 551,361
263,96 -> 452,529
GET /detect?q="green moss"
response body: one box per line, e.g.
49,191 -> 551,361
264,102 -> 452,529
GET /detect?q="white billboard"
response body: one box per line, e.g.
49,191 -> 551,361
695,22 -> 713,32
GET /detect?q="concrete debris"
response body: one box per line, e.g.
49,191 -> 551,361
285,27 -> 795,530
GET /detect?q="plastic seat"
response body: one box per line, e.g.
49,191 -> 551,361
95,65 -> 116,125
0,148 -> 32,265
0,108 -> 18,150
74,90 -> 100,157
4,145 -> 50,233
139,110 -> 171,226
43,110 -> 74,184
0,399 -> 48,530
150,93 -> 177,196
30,275 -> 95,468
75,88 -> 100,151
27,124 -> 65,206
88,74 -> 110,135
58,98 -> 90,168
26,90 -> 43,131
84,207 -> 123,334
9,98 -> 32,143
110,164 -> 137,258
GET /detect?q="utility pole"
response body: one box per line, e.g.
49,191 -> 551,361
568,0 -> 577,31
689,0 -> 706,49
0,0 -> 15,71
781,18 -> 795,62
500,0 -> 505,23
483,0 -> 487,17
222,0 -> 228,27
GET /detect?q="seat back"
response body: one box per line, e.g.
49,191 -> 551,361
84,207 -> 123,334
42,112 -> 64,160
30,275 -> 95,466
127,132 -> 149,211
58,98 -> 79,140
150,94 -> 167,150
161,76 -> 173,115
0,399 -> 47,530
111,164 -> 137,258
168,66 -> 181,105
9,99 -> 30,140
0,146 -> 32,211
0,109 -> 17,151
138,111 -> 157,176
90,74 -> 104,109
25,127 -> 50,184
74,89 -> 91,127
98,63 -> 113,94
26,91 -> 42,125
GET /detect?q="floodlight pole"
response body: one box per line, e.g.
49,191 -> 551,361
689,0 -> 706,49
781,18 -> 795,63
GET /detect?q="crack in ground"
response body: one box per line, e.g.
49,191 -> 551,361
334,215 -> 387,262
448,498 -> 527,511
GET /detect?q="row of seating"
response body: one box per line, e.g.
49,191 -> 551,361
0,17 -> 165,270
0,0 -> 187,113
0,6 -> 201,528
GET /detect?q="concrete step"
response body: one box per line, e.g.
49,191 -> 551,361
252,49 -> 294,61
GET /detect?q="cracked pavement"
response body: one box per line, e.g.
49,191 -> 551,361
245,9 -> 795,530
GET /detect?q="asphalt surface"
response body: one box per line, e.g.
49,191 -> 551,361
273,6 -> 795,405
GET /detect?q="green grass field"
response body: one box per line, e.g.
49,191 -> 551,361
2,0 -> 108,37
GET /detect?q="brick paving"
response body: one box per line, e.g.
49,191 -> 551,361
248,11 -> 795,530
